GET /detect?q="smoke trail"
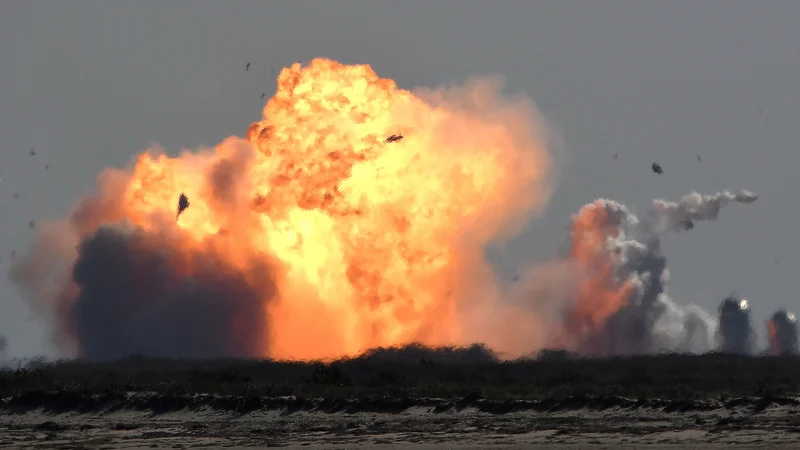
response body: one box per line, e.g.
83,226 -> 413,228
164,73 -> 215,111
554,189 -> 758,356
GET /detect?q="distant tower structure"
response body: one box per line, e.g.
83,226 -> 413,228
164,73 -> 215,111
716,293 -> 754,354
0,334 -> 6,366
767,310 -> 798,356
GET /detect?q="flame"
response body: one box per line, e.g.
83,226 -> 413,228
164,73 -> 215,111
768,319 -> 779,355
59,58 -> 553,360
555,201 -> 634,353
767,315 -> 796,355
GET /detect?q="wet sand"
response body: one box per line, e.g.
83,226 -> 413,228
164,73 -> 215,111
3,398 -> 800,448
4,354 -> 800,448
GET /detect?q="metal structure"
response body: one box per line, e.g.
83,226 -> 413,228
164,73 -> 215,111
716,293 -> 754,354
767,310 -> 798,356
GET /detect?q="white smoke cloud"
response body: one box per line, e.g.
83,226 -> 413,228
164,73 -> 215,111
559,189 -> 758,356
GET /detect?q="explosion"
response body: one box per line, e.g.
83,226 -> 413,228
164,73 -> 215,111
11,59 -> 556,361
554,190 -> 757,356
10,58 -> 760,362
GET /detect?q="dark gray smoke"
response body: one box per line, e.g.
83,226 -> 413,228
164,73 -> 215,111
768,310 -> 798,355
562,189 -> 757,356
716,294 -> 754,354
11,224 -> 276,361
66,226 -> 275,360
9,141 -> 279,361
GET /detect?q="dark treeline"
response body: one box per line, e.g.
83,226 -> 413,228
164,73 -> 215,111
3,344 -> 800,409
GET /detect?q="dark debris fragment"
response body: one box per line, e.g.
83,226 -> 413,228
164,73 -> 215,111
652,162 -> 663,174
177,193 -> 190,220
385,134 -> 404,143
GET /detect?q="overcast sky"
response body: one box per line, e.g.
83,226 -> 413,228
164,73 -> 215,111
1,1 -> 798,358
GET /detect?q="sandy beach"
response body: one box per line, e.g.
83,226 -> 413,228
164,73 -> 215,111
3,396 -> 800,449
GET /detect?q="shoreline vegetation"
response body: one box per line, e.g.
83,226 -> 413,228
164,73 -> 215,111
3,345 -> 800,413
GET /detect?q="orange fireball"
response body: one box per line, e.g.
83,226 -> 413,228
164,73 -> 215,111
34,58 -> 555,361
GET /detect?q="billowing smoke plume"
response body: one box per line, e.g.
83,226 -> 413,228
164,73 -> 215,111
11,140 -> 278,361
716,294 -> 754,354
768,310 -> 798,355
9,59 -> 558,361
552,190 -> 757,356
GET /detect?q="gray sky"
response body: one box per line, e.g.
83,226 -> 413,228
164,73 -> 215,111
1,1 -> 798,358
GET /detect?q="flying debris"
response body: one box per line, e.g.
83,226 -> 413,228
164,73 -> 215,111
12,193 -> 19,199
385,134 -> 404,143
245,62 -> 251,71
28,220 -> 35,229
29,149 -> 36,156
260,93 -> 266,100
697,155 -> 702,162
45,164 -> 49,170
648,189 -> 757,232
651,162 -> 663,174
177,193 -> 190,220
613,153 -> 618,160
733,190 -> 758,204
